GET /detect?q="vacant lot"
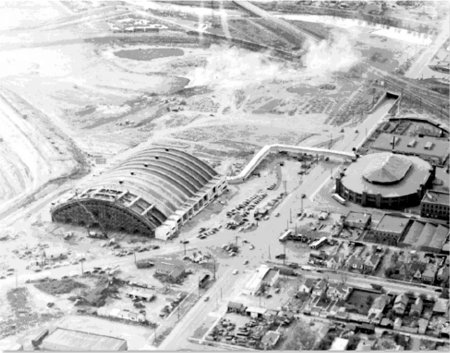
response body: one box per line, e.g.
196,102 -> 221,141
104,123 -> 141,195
345,288 -> 378,315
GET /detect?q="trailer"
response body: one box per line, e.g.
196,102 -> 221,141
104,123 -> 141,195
309,236 -> 327,250
332,193 -> 346,205
279,229 -> 293,242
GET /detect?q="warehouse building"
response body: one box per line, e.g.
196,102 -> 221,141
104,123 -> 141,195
367,214 -> 411,246
40,327 -> 127,351
243,265 -> 271,296
399,220 -> 449,253
420,190 -> 450,221
335,152 -> 435,210
371,133 -> 449,166
51,147 -> 227,240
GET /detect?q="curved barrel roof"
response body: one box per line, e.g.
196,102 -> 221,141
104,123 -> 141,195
51,147 -> 219,233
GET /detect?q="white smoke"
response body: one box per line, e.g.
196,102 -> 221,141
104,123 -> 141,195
187,30 -> 361,88
301,31 -> 361,76
186,45 -> 297,88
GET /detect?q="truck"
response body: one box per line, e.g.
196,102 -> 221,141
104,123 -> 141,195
198,273 -> 210,289
136,259 -> 155,269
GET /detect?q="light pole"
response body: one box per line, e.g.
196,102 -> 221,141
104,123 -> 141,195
80,259 -> 84,275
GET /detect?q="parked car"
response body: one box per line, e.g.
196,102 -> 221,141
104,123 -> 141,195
204,296 -> 210,302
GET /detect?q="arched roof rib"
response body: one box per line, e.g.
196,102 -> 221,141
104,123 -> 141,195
117,154 -> 210,186
97,169 -> 189,205
115,158 -> 204,191
142,149 -> 215,179
101,164 -> 196,199
142,148 -> 217,178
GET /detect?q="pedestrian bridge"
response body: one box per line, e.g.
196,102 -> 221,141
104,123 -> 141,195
227,144 -> 354,184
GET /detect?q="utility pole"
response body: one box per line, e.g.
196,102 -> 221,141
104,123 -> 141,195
268,245 -> 271,260
183,242 -> 187,256
286,219 -> 289,230
134,252 -> 137,265
283,180 -> 287,195
235,235 -> 239,247
212,257 -> 216,281
289,208 -> 292,224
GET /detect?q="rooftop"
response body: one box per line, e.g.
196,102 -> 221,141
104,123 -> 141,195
422,190 -> 450,205
340,153 -> 432,198
330,337 -> 349,351
244,265 -> 270,293
345,211 -> 371,225
41,328 -> 127,351
362,154 -> 412,184
401,220 -> 448,251
371,133 -> 449,161
375,214 -> 410,235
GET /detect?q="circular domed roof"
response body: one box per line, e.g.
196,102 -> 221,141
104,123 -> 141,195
362,153 -> 412,184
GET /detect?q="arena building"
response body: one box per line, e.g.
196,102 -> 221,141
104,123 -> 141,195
335,152 -> 435,209
51,147 -> 227,240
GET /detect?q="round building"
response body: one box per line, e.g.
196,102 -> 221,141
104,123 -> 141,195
335,152 -> 435,209
51,147 -> 227,239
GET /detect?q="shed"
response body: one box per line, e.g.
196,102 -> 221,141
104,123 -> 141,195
329,337 -> 349,351
246,306 -> 267,318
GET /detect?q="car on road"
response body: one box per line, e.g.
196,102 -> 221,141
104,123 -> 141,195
180,240 -> 189,244
204,296 -> 210,302
243,260 -> 249,265
232,269 -> 239,275
274,212 -> 280,217
249,245 -> 254,250
275,254 -> 286,260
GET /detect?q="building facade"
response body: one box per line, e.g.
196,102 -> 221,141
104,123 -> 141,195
420,190 -> 450,221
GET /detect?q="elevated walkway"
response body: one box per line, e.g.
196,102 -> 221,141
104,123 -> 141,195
227,144 -> 354,184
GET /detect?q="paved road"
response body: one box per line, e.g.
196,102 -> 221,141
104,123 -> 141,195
405,14 -> 450,79
159,267 -> 249,350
